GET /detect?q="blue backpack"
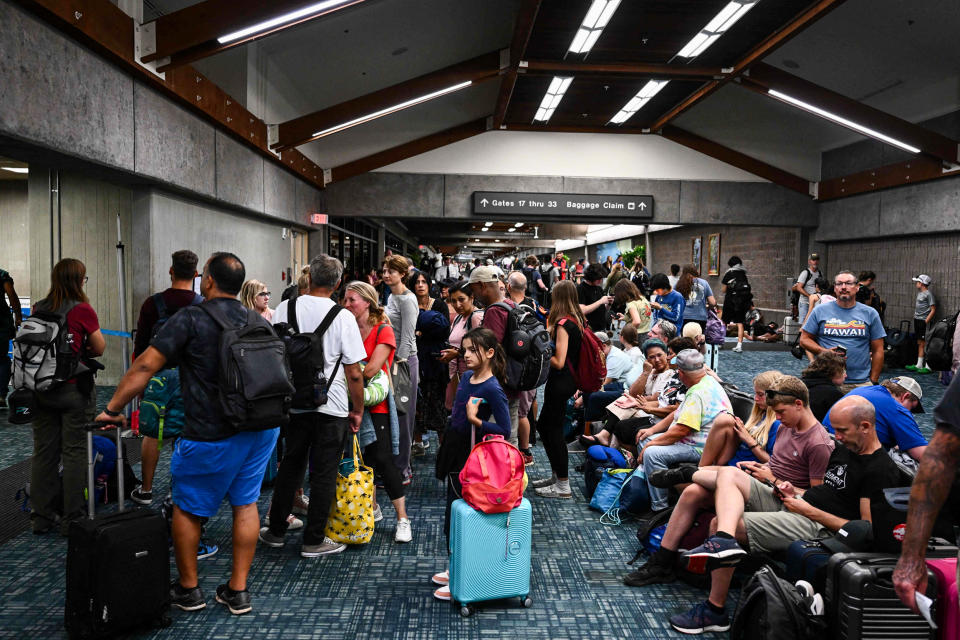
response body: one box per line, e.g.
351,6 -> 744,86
138,292 -> 201,445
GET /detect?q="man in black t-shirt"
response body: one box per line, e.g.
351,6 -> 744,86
98,253 -> 278,615
578,264 -> 612,332
894,372 -> 960,613
663,395 -> 901,634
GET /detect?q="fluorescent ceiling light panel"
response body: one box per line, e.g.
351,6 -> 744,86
514,222 -> 523,227
218,0 -> 354,44
311,81 -> 472,139
608,80 -> 669,124
533,76 -> 573,122
676,1 -> 759,59
768,90 -> 921,154
1,167 -> 28,174
568,0 -> 621,54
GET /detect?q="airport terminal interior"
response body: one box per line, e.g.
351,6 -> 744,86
1,0 -> 960,637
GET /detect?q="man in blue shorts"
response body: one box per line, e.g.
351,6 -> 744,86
823,376 -> 927,462
97,252 -> 276,615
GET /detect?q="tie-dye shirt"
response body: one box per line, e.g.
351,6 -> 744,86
673,374 -> 732,448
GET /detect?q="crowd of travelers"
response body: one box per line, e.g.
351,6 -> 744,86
2,243 -> 959,632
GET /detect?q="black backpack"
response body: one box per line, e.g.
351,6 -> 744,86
273,296 -> 345,410
485,301 -> 554,391
730,565 -> 827,640
926,310 -> 959,371
521,267 -> 538,296
151,292 -> 203,341
200,303 -> 294,431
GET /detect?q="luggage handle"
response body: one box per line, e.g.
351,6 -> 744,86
83,422 -> 127,518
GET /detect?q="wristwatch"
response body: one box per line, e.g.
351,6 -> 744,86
104,408 -> 122,418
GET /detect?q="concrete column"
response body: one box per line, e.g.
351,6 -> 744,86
645,225 -> 652,272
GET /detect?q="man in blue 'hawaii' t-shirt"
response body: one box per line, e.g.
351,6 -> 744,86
800,270 -> 886,391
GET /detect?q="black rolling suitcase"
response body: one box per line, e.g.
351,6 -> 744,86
64,423 -> 171,639
824,553 -> 938,640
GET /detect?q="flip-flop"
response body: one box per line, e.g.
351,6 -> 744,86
578,434 -> 599,448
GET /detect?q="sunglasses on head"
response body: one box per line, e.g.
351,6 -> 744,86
765,389 -> 802,402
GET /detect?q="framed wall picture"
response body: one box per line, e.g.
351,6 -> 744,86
692,236 -> 702,273
707,233 -> 721,276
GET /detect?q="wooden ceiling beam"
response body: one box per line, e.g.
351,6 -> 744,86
650,0 -> 849,132
521,60 -> 727,80
818,158 -> 960,201
661,125 -> 812,195
329,117 -> 491,184
494,0 -> 542,129
272,51 -> 504,151
142,0 -> 366,71
740,63 -> 960,164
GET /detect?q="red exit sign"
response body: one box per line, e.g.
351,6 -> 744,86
310,213 -> 328,225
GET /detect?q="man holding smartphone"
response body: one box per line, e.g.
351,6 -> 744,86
800,270 -> 886,393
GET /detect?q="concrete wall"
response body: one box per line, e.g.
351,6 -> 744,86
646,224 -> 804,322
0,181 -> 29,297
326,172 -> 819,227
0,1 -> 321,229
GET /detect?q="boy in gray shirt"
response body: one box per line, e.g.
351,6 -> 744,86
908,274 -> 936,374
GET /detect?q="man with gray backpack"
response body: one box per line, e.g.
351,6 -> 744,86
97,252 -> 294,615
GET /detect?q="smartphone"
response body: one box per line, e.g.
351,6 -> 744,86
834,346 -> 847,356
759,478 -> 785,499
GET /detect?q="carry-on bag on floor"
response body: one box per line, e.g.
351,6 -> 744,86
824,553 -> 938,640
65,423 -> 170,639
448,497 -> 533,617
925,558 -> 959,639
785,539 -> 833,594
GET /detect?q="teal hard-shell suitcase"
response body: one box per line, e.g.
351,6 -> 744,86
448,497 -> 533,616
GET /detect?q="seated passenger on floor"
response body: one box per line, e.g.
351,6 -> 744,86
822,376 -> 927,463
625,375 -> 833,588
659,395 -> 902,635
635,350 -> 732,517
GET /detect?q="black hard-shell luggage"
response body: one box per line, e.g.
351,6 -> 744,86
824,553 -> 937,640
64,424 -> 170,639
785,539 -> 832,593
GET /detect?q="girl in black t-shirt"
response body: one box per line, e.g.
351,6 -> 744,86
533,280 -> 584,499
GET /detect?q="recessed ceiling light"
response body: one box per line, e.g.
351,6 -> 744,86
533,76 -> 573,123
217,0 -> 356,44
0,167 -> 28,174
484,221 -> 492,226
676,1 -> 760,59
311,81 -> 472,139
568,0 -> 622,54
609,80 -> 669,124
767,89 -> 921,154
514,222 -> 523,228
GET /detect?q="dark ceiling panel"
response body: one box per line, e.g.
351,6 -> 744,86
505,74 -> 702,128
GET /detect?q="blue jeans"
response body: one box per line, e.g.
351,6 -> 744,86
642,435 -> 701,511
584,382 -> 624,422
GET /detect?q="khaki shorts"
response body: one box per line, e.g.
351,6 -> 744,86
743,510 -> 830,554
745,477 -> 783,513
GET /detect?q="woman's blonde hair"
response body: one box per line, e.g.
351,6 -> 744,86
743,370 -> 782,448
345,280 -> 389,326
239,279 -> 267,310
547,280 -> 587,336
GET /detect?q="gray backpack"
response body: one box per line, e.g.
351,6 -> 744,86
12,300 -> 87,392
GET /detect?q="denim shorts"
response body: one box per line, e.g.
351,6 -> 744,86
171,428 -> 280,518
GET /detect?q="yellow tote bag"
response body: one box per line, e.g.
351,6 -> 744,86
324,435 -> 375,545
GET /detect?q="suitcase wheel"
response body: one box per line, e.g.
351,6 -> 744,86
459,605 -> 474,618
521,596 -> 533,608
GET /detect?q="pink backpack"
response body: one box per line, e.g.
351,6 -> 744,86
459,434 -> 526,513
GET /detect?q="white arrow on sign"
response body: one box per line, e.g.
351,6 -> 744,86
638,202 -> 647,210
480,198 -> 489,207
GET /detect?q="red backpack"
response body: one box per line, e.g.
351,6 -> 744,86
559,318 -> 606,392
459,435 -> 526,513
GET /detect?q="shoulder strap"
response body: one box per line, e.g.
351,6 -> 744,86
199,301 -> 249,332
289,295 -> 300,334
313,304 -> 344,337
153,293 -> 168,321
191,293 -> 204,306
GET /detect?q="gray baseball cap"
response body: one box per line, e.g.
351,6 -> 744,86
676,349 -> 704,371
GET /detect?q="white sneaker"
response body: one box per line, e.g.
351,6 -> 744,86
431,570 -> 449,586
372,504 -> 383,523
433,585 -> 451,601
395,518 -> 412,543
531,474 -> 558,488
534,483 -> 572,499
262,513 -> 303,530
732,343 -> 743,353
292,494 -> 309,516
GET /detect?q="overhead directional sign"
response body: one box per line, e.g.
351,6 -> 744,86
472,192 -> 653,218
